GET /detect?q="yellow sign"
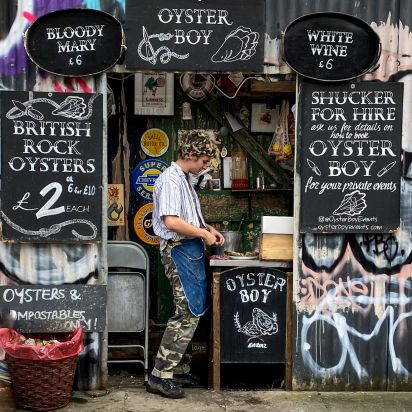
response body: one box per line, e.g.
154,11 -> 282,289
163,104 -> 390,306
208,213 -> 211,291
107,184 -> 125,226
133,203 -> 159,245
140,128 -> 169,157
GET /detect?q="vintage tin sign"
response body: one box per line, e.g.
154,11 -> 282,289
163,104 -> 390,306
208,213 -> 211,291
107,184 -> 125,227
24,8 -> 124,76
133,203 -> 159,245
140,128 -> 169,157
131,159 -> 168,200
283,12 -> 381,81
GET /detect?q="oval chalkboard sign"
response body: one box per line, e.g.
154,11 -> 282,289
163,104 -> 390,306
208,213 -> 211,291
25,8 -> 124,76
283,12 -> 380,81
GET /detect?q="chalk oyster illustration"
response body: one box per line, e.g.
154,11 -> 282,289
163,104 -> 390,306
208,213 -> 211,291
52,96 -> 87,118
211,26 -> 259,63
333,190 -> 367,216
234,307 -> 278,341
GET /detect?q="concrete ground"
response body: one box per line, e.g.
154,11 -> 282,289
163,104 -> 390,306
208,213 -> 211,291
2,375 -> 412,412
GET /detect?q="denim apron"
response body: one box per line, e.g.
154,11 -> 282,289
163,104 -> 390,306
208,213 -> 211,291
170,238 -> 209,317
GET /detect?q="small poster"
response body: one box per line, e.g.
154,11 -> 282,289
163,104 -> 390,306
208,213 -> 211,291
251,103 -> 280,133
107,184 -> 125,227
134,72 -> 174,116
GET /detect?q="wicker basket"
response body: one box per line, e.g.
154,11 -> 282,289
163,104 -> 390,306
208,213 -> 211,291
5,353 -> 78,411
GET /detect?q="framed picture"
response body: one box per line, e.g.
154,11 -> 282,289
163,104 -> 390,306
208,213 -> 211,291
251,103 -> 280,133
135,72 -> 174,116
210,178 -> 221,191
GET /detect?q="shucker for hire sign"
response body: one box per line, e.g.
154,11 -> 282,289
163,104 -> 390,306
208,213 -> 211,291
124,0 -> 265,71
299,80 -> 403,233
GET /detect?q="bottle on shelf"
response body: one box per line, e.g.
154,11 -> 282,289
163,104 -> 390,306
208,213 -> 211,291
231,146 -> 248,189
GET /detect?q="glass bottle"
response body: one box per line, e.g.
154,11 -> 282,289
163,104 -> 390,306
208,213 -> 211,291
231,146 -> 248,189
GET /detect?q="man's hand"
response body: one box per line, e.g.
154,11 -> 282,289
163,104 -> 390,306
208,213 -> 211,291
206,225 -> 225,246
202,228 -> 219,246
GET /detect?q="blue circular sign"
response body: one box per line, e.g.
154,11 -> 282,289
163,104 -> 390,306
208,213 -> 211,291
131,159 -> 168,200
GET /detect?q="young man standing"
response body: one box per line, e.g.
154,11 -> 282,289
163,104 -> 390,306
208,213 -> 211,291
146,132 -> 225,398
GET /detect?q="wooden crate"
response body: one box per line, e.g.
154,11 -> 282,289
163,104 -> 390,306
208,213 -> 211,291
259,233 -> 293,261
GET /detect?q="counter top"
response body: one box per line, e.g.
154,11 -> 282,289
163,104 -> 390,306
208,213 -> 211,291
209,258 -> 291,268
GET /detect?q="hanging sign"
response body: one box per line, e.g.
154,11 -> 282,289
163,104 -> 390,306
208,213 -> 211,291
124,0 -> 265,71
107,184 -> 125,227
140,128 -> 169,157
220,267 -> 287,363
131,159 -> 168,200
0,285 -> 106,332
24,8 -> 124,76
283,12 -> 380,81
0,91 -> 103,242
299,80 -> 403,233
133,203 -> 159,245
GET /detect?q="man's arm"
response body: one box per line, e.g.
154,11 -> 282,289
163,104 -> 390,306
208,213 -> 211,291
163,215 -> 217,246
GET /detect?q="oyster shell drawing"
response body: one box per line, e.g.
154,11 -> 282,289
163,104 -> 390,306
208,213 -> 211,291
52,96 -> 87,118
211,26 -> 259,63
333,190 -> 367,216
234,308 -> 278,341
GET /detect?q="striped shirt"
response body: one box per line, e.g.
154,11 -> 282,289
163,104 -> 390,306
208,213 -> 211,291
153,162 -> 206,250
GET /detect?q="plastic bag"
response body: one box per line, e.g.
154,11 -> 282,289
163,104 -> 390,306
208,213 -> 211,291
0,327 -> 83,361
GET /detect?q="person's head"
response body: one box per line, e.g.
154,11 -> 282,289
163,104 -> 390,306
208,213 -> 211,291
178,131 -> 218,175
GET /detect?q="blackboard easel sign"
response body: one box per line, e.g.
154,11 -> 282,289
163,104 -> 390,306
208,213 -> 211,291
0,91 -> 103,242
0,285 -> 106,333
299,80 -> 403,233
125,0 -> 264,72
220,267 -> 287,364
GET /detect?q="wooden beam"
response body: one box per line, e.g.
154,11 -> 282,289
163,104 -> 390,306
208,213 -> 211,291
202,96 -> 292,188
250,80 -> 296,94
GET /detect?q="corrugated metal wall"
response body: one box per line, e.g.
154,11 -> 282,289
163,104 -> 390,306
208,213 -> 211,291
0,0 -> 122,390
264,0 -> 412,391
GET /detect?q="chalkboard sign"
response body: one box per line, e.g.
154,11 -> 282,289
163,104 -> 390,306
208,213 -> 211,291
25,9 -> 124,76
125,0 -> 264,72
0,285 -> 106,333
283,12 -> 380,81
0,91 -> 103,242
220,267 -> 287,363
299,80 -> 403,233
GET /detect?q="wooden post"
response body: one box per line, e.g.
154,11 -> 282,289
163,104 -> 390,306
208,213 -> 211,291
284,271 -> 293,390
211,269 -> 221,391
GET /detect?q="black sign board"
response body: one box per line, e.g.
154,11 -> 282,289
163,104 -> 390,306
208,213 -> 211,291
283,12 -> 380,81
299,80 -> 403,233
124,0 -> 265,72
220,267 -> 287,364
0,91 -> 103,242
25,8 -> 124,76
0,285 -> 106,332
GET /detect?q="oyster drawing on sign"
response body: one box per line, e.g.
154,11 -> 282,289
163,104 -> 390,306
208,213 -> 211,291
211,26 -> 259,63
333,190 -> 367,216
234,307 -> 278,342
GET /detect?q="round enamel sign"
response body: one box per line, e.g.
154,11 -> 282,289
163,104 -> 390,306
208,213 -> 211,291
140,128 -> 169,157
133,203 -> 159,245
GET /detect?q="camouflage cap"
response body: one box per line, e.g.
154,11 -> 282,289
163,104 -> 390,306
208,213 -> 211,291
178,130 -> 218,159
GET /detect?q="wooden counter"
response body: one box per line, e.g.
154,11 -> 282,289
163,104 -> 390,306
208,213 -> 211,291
209,259 -> 292,391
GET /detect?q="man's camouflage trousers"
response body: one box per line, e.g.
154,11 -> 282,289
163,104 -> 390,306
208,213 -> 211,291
152,241 -> 200,379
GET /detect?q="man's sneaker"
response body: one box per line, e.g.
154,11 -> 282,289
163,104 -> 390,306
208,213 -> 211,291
173,371 -> 202,388
146,374 -> 185,399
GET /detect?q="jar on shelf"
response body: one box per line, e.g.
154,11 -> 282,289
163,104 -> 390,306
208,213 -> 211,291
231,146 -> 248,189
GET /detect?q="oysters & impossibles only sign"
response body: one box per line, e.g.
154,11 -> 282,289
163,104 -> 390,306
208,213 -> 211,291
220,267 -> 287,363
283,12 -> 380,81
125,0 -> 264,71
24,8 -> 124,76
299,80 -> 403,233
0,91 -> 103,241
0,285 -> 106,333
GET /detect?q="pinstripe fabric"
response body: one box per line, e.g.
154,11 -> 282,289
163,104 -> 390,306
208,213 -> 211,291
153,162 -> 205,250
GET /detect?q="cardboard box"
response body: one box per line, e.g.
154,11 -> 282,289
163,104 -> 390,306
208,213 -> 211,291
259,233 -> 293,261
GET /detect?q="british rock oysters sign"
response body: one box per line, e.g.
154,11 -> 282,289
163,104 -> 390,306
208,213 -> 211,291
299,80 -> 403,233
0,91 -> 103,242
125,0 -> 264,71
